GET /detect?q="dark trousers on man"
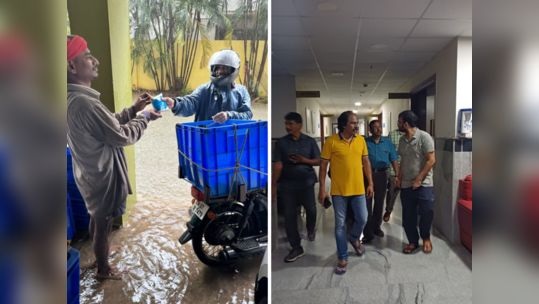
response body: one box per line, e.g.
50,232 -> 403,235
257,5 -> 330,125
386,175 -> 401,214
400,186 -> 435,246
363,169 -> 390,239
280,185 -> 317,250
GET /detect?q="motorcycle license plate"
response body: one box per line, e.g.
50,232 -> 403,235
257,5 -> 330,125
191,201 -> 210,220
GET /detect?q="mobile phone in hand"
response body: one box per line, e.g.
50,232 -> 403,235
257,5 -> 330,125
324,197 -> 332,209
289,153 -> 298,164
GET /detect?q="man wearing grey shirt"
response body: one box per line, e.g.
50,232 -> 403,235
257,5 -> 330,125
67,35 -> 162,280
395,111 -> 436,254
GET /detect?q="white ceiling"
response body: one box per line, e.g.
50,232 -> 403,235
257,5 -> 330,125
272,0 -> 473,116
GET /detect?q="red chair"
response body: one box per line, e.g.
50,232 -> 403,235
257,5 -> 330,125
522,176 -> 539,254
458,175 -> 472,252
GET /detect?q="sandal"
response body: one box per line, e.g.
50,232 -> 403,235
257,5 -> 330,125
349,237 -> 366,256
334,262 -> 347,275
403,243 -> 420,254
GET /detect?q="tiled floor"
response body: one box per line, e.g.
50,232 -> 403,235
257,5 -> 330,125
271,177 -> 472,304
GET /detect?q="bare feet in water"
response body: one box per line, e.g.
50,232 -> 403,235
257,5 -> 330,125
86,246 -> 125,270
95,266 -> 125,281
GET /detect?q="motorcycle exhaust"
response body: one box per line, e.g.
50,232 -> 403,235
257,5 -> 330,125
219,242 -> 268,263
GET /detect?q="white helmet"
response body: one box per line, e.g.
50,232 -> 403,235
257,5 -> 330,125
208,50 -> 241,87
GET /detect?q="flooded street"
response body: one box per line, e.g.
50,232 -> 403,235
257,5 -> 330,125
73,94 -> 268,303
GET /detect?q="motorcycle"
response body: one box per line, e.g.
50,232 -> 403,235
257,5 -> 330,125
178,184 -> 268,267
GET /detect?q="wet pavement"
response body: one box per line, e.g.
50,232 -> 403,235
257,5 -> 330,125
72,94 -> 268,304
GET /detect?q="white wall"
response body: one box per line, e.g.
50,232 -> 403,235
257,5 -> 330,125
373,37 -> 472,138
398,38 -> 459,138
396,37 -> 472,137
457,37 -> 473,112
296,98 -> 326,138
272,76 -> 297,138
323,116 -> 333,137
357,121 -> 364,136
373,99 -> 410,136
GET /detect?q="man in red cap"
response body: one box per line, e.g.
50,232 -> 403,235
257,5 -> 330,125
67,35 -> 161,280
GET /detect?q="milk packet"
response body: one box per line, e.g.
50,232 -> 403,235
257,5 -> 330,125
151,93 -> 169,112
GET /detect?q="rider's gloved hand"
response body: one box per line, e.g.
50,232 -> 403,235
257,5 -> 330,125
212,112 -> 228,124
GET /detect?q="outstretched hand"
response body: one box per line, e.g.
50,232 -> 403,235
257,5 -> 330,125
162,97 -> 176,110
146,109 -> 162,121
134,93 -> 152,112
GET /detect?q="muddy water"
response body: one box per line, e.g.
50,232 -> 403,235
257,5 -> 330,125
75,95 -> 268,304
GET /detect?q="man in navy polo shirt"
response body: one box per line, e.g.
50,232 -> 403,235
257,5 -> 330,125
273,112 -> 321,263
362,120 -> 399,243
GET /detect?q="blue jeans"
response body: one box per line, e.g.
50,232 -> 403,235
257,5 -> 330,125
333,195 -> 368,261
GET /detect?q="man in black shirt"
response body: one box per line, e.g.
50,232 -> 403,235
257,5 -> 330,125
272,112 -> 321,263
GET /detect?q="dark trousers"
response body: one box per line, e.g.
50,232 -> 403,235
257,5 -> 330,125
386,175 -> 401,213
363,170 -> 390,239
281,185 -> 317,250
401,187 -> 435,246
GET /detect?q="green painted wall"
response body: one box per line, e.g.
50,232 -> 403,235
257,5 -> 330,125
107,0 -> 138,225
67,0 -> 137,225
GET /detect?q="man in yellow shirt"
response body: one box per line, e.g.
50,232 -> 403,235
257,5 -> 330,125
319,111 -> 374,275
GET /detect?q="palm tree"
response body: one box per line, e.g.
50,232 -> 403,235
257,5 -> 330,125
232,0 -> 268,100
130,0 -> 233,94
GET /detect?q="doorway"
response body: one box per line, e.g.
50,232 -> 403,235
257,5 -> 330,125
410,80 -> 436,136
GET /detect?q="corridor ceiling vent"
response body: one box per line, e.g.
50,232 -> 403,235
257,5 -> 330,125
317,2 -> 340,12
371,44 -> 389,50
331,73 -> 344,76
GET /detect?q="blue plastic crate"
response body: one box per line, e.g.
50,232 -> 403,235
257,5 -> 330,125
67,194 -> 76,241
74,214 -> 91,230
67,146 -> 73,170
176,120 -> 268,199
67,248 -> 80,304
70,198 -> 89,216
67,169 -> 76,186
67,186 -> 84,201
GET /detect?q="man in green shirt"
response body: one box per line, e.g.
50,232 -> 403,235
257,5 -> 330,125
385,129 -> 404,222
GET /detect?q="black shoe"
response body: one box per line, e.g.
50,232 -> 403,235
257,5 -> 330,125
308,230 -> 316,242
284,248 -> 305,263
361,237 -> 374,244
374,230 -> 385,237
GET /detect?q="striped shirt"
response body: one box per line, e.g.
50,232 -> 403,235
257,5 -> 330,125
388,130 -> 403,176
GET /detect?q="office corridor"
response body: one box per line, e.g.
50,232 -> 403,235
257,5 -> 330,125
271,176 -> 472,304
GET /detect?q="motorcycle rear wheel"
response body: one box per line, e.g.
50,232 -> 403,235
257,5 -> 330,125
192,204 -> 259,267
